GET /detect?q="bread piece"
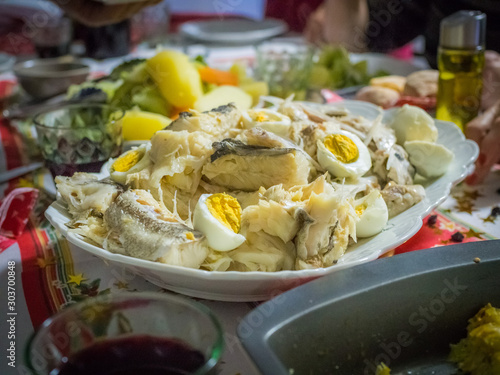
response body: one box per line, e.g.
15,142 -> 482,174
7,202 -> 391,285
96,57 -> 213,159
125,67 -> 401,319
355,86 -> 400,108
369,75 -> 407,93
403,70 -> 439,98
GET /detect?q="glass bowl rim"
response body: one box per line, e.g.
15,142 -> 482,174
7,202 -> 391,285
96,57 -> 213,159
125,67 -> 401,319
32,103 -> 125,131
24,291 -> 225,375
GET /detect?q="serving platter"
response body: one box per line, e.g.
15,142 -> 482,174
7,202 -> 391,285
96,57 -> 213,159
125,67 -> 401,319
45,101 -> 479,301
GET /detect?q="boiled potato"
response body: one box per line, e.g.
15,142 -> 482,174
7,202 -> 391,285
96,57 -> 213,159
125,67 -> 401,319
194,86 -> 252,112
147,51 -> 203,108
122,110 -> 172,141
240,81 -> 269,105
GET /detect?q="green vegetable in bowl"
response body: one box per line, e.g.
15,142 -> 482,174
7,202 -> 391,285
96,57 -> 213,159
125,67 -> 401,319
310,46 -> 388,90
131,85 -> 170,116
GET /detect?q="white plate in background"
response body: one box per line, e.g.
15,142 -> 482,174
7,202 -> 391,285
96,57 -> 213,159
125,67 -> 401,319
180,19 -> 288,45
350,52 -> 425,76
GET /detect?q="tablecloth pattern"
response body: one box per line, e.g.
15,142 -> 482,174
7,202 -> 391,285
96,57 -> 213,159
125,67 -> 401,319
1,112 -> 499,375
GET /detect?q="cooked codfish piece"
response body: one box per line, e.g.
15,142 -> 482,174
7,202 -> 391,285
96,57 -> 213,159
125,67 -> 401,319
55,173 -> 123,219
242,199 -> 300,243
293,188 -> 357,269
372,144 -> 415,186
167,103 -> 242,138
364,116 -> 396,153
241,127 -> 324,173
104,190 -> 208,268
142,129 -> 214,218
380,181 -> 425,218
227,231 -> 295,272
202,138 -> 311,191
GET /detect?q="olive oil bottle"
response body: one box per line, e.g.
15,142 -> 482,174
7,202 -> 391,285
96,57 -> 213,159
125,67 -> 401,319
436,11 -> 486,132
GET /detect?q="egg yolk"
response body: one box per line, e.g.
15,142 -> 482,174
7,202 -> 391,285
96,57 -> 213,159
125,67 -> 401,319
112,150 -> 143,172
355,203 -> 367,217
255,112 -> 268,122
206,193 -> 242,233
324,134 -> 359,163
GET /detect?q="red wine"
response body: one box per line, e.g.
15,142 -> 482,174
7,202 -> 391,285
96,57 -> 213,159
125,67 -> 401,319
47,160 -> 105,178
56,335 -> 206,375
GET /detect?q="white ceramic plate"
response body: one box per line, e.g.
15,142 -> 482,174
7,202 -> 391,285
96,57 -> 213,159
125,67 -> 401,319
350,52 -> 425,76
45,101 -> 479,302
179,19 -> 288,45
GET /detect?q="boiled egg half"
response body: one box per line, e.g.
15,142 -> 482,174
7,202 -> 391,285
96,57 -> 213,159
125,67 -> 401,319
110,143 -> 151,184
390,104 -> 438,144
241,109 -> 292,138
193,193 -> 246,251
404,140 -> 454,178
354,190 -> 389,238
316,130 -> 372,178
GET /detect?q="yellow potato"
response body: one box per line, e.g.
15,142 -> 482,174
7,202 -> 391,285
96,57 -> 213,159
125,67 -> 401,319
122,110 -> 172,141
147,51 -> 203,108
240,81 -> 269,105
194,86 -> 252,112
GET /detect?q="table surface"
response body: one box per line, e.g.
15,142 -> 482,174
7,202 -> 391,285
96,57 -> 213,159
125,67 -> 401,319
0,47 -> 499,375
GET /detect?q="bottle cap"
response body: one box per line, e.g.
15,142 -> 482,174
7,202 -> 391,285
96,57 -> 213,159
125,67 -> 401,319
440,10 -> 486,50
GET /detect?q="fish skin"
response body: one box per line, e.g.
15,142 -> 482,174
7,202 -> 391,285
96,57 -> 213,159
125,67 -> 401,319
210,139 -> 296,162
105,190 -> 208,268
293,208 -> 316,261
203,103 -> 236,114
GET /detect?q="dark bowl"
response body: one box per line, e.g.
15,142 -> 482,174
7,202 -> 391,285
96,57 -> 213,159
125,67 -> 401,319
238,240 -> 500,375
13,57 -> 89,99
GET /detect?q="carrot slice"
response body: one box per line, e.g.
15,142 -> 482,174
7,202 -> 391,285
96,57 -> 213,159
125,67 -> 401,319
198,66 -> 238,86
169,106 -> 190,120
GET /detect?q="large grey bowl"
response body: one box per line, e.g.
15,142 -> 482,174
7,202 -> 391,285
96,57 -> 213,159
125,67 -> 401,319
13,57 -> 89,99
238,240 -> 500,375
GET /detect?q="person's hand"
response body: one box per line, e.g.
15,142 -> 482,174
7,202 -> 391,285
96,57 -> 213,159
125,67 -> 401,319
304,0 -> 368,52
465,99 -> 500,185
52,0 -> 162,28
482,50 -> 500,110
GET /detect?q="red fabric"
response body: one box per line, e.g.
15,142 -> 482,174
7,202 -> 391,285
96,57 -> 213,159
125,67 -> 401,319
0,118 -> 23,170
0,188 -> 39,238
394,211 -> 482,255
322,89 -> 344,103
0,79 -> 16,100
0,234 -> 15,253
18,221 -> 55,328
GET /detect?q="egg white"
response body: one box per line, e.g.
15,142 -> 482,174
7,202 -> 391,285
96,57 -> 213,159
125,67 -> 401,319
354,190 -> 388,238
404,140 -> 454,178
193,194 -> 246,252
390,104 -> 438,144
316,130 -> 372,179
110,143 -> 151,184
241,109 -> 292,138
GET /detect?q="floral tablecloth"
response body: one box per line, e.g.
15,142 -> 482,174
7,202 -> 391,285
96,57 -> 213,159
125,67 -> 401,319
0,111 -> 499,375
